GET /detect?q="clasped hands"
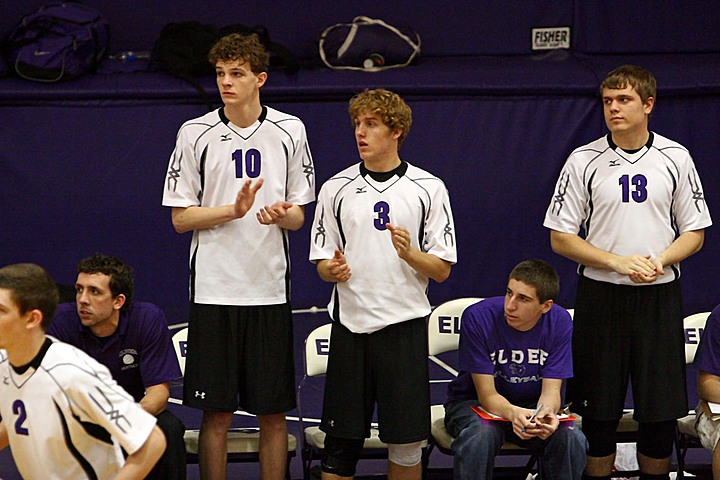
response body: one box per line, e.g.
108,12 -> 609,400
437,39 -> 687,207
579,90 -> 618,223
511,405 -> 559,441
612,254 -> 664,284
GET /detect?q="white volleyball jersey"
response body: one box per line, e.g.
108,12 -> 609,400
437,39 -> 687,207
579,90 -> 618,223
310,161 -> 457,333
162,106 -> 315,305
544,132 -> 712,285
0,338 -> 156,480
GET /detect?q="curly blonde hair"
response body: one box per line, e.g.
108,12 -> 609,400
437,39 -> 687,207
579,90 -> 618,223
348,89 -> 412,149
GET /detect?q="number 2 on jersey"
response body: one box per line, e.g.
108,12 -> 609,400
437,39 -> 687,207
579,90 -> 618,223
233,149 -> 261,178
374,201 -> 390,230
13,400 -> 29,435
619,174 -> 647,203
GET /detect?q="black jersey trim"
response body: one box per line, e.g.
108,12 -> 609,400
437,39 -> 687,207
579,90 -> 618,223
11,337 -> 52,374
282,229 -> 291,303
189,245 -> 198,302
360,160 -> 408,182
198,143 -> 208,202
607,132 -> 654,154
336,198 -> 347,248
218,106 -> 267,125
56,402 -> 99,480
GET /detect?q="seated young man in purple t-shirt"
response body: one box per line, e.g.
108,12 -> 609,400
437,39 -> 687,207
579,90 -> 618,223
444,259 -> 587,480
48,254 -> 186,480
693,305 -> 720,479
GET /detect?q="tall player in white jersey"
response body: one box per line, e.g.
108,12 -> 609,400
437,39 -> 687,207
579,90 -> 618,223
162,33 -> 315,480
544,65 -> 712,480
0,263 -> 166,479
310,89 -> 456,480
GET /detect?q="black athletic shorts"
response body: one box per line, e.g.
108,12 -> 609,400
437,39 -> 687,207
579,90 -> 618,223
320,317 -> 430,444
182,302 -> 296,415
567,277 -> 687,422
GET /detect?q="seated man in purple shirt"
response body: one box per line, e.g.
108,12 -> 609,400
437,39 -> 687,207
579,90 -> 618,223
693,305 -> 720,479
48,254 -> 186,480
444,259 -> 587,480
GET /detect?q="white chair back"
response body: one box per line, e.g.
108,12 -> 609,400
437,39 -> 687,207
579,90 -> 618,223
427,298 -> 482,356
304,323 -> 333,377
172,327 -> 188,375
684,312 -> 710,364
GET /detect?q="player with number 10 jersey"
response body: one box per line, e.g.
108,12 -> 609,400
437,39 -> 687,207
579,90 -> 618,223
162,106 -> 315,305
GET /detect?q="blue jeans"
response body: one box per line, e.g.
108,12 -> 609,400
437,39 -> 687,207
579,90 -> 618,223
444,399 -> 587,480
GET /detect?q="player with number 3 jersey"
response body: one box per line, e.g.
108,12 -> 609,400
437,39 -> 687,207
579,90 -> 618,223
311,160 -> 455,333
310,89 -> 456,480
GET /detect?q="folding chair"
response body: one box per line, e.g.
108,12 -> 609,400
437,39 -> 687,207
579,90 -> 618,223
425,297 -> 544,477
171,327 -> 297,474
675,311 -> 711,479
297,322 -> 396,480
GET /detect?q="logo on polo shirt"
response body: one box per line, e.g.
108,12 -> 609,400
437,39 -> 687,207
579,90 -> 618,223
119,349 -> 139,371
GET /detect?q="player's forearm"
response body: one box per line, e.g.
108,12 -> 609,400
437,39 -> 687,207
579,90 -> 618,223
537,378 -> 563,413
549,230 -> 619,271
698,371 -> 720,403
656,229 -> 704,267
274,204 -> 305,231
316,260 -> 332,282
140,383 -> 170,417
171,205 -> 237,233
116,426 -> 166,480
400,249 -> 452,283
479,391 -> 518,420
0,423 -> 8,451
316,259 -> 341,283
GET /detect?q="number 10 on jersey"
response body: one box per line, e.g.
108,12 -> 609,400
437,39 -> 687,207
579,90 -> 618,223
233,149 -> 261,178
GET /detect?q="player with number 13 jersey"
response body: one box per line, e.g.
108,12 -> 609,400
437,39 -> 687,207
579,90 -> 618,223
544,131 -> 711,285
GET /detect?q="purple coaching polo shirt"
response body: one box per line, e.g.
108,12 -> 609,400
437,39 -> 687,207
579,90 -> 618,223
446,296 -> 573,407
694,305 -> 720,376
48,301 -> 182,402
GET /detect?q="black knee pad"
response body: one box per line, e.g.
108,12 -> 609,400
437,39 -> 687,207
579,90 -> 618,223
321,435 -> 365,477
637,420 -> 675,459
581,418 -> 620,458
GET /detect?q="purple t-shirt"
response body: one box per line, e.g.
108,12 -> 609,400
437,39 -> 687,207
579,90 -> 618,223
48,301 -> 181,403
694,305 -> 720,375
446,296 -> 573,406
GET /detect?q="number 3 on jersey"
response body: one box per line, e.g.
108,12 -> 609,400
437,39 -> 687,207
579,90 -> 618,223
233,149 -> 261,178
374,201 -> 390,230
619,174 -> 647,203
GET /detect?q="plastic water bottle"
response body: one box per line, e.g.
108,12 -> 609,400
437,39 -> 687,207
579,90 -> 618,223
363,53 -> 384,69
110,50 -> 151,62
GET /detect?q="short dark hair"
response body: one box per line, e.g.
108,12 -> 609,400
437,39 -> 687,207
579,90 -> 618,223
77,255 -> 134,307
208,33 -> 269,75
509,259 -> 559,303
600,64 -> 657,103
0,263 -> 59,330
